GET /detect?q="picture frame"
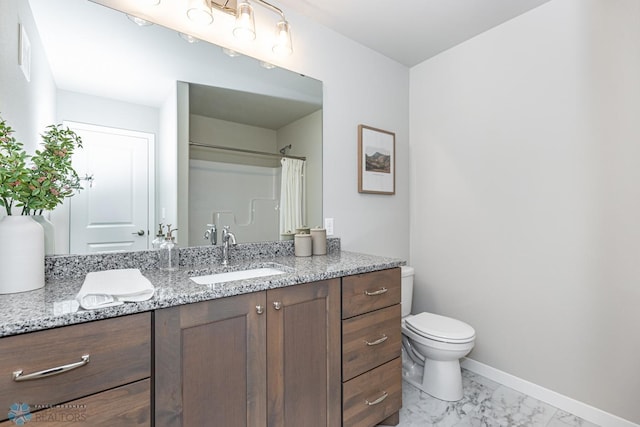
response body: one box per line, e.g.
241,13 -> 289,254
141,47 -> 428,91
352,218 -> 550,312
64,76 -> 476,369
358,124 -> 395,195
18,24 -> 31,82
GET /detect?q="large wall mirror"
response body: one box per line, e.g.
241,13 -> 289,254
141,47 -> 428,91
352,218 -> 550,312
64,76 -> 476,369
0,0 -> 322,254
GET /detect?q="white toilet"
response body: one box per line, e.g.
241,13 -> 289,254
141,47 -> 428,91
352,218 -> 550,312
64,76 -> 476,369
400,266 -> 476,401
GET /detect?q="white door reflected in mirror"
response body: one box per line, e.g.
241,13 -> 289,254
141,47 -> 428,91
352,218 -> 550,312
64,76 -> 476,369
68,122 -> 154,254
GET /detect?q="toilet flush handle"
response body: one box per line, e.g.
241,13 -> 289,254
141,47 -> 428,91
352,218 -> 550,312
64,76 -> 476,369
364,287 -> 387,296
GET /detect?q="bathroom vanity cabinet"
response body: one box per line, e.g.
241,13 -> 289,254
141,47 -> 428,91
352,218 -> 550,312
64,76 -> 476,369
0,249 -> 404,427
341,268 -> 402,427
154,278 -> 341,427
0,313 -> 151,426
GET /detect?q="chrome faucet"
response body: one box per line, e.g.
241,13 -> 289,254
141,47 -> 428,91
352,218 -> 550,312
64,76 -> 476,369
204,224 -> 217,245
221,226 -> 236,265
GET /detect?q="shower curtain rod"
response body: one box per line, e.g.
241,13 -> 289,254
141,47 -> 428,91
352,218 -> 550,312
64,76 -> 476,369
189,142 -> 306,161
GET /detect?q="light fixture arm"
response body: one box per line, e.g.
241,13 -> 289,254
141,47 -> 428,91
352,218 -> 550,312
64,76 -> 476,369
207,0 -> 287,21
251,0 -> 287,21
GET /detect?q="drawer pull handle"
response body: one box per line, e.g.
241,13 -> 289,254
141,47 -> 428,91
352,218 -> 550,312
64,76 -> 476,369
364,334 -> 388,346
364,287 -> 387,296
13,355 -> 90,382
365,391 -> 388,406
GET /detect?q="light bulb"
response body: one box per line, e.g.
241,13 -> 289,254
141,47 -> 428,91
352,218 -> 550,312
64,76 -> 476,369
233,2 -> 256,41
273,20 -> 293,56
187,0 -> 213,26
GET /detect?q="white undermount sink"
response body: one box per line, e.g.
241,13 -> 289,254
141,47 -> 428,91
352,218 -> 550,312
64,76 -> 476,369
190,267 -> 286,285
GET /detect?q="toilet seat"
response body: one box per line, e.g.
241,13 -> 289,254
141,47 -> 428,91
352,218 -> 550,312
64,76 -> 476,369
405,312 -> 475,344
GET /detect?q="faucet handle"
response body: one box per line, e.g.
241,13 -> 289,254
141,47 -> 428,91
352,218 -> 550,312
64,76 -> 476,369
204,224 -> 217,245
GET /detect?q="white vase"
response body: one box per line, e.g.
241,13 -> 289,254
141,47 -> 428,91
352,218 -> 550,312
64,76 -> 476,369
0,216 -> 45,294
32,215 -> 56,255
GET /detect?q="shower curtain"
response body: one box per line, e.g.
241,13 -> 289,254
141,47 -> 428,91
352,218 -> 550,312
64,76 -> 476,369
279,158 -> 306,235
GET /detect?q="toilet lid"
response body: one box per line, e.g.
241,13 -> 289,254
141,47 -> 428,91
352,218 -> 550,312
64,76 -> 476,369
405,312 -> 475,343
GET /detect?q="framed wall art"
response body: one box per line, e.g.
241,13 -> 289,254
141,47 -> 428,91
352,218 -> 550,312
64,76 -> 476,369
358,124 -> 395,195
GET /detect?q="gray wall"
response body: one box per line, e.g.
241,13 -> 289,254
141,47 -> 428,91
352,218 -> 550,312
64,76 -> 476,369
0,0 -> 55,176
251,11 -> 411,260
189,114 -> 278,167
409,0 -> 640,423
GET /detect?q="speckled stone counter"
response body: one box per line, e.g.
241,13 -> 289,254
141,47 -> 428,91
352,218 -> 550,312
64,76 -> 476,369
0,238 -> 404,337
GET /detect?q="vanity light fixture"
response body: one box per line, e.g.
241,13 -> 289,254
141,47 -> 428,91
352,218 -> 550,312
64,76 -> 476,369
244,0 -> 293,56
185,0 -> 294,56
186,0 -> 214,26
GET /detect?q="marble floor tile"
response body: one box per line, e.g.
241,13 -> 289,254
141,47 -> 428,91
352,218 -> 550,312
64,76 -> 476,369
396,369 -> 601,427
399,369 -> 496,427
546,410 -> 600,427
462,386 -> 557,426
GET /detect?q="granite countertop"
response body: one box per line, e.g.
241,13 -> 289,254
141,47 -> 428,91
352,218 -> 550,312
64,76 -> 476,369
0,249 -> 404,338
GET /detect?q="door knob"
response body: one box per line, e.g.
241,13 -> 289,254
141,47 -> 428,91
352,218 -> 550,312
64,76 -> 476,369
256,305 -> 264,315
132,230 -> 145,236
273,301 -> 282,310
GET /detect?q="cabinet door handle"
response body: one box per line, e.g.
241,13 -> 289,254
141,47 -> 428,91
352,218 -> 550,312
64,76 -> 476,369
273,301 -> 282,310
364,334 -> 388,346
364,287 -> 387,296
13,355 -> 90,382
256,305 -> 264,315
365,391 -> 388,406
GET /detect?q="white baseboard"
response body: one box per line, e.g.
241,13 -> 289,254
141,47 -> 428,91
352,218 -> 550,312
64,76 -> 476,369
461,358 -> 639,427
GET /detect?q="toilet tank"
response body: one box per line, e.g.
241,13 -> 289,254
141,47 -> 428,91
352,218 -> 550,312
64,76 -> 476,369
401,266 -> 414,317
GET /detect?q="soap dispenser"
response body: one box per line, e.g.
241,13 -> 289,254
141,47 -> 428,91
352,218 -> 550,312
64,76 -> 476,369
152,223 -> 165,249
159,226 -> 179,271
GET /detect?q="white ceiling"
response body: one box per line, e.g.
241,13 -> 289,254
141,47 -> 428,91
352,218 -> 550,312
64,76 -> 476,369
276,0 -> 552,67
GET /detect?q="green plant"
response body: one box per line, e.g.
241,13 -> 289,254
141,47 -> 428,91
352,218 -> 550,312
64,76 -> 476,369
0,116 -> 83,216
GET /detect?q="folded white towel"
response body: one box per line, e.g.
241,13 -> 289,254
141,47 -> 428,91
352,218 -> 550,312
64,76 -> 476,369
76,269 -> 155,310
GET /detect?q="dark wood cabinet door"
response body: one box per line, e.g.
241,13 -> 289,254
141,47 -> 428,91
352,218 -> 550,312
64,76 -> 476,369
155,292 -> 267,427
266,279 -> 341,427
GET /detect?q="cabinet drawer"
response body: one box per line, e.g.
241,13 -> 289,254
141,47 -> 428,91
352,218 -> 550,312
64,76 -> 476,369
0,379 -> 151,427
343,304 -> 401,381
342,268 -> 401,319
0,313 -> 150,420
343,357 -> 402,427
